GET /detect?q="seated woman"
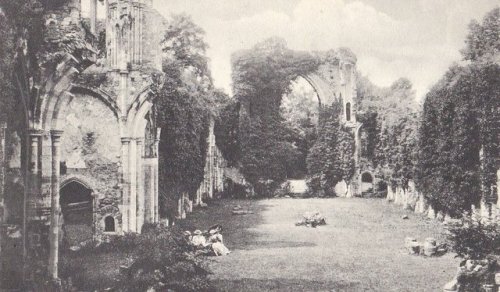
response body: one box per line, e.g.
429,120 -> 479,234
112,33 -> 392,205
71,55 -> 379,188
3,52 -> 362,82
208,229 -> 230,256
183,230 -> 193,243
191,230 -> 208,248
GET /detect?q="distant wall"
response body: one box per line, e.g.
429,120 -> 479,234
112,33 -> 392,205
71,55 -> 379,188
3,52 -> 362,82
386,180 -> 500,221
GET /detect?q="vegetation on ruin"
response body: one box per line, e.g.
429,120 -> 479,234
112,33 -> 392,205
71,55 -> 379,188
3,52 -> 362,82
0,0 -> 97,134
228,38 -> 321,194
214,99 -> 241,167
155,14 -> 230,216
0,12 -> 15,123
355,76 -> 419,190
416,8 -> 499,216
306,102 -> 355,196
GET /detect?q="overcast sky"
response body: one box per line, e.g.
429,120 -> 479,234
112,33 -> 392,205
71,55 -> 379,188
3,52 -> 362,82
87,0 -> 498,99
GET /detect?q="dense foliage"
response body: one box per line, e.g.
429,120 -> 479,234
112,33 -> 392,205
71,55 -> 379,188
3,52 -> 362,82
447,215 -> 500,260
115,225 -> 214,292
280,79 -> 319,178
306,102 -> 355,196
231,38 -> 320,192
59,225 -> 213,292
214,100 -> 241,167
416,8 -> 499,216
0,12 -> 15,123
356,74 -> 419,189
0,0 -> 92,126
157,14 -> 229,216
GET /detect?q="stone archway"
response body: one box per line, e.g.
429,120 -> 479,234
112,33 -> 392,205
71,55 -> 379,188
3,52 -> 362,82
60,179 -> 94,246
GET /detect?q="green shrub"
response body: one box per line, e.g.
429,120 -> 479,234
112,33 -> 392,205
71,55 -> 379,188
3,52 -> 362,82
446,214 -> 500,260
115,225 -> 214,292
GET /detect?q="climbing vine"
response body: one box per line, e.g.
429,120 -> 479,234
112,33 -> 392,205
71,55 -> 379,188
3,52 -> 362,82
416,8 -> 499,216
306,102 -> 355,196
156,14 -> 227,216
231,37 -> 320,192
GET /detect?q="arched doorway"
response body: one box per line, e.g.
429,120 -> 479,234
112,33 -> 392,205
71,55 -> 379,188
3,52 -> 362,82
361,172 -> 374,196
60,180 -> 93,246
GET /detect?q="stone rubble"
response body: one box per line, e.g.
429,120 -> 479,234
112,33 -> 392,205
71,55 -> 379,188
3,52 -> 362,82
404,237 -> 447,257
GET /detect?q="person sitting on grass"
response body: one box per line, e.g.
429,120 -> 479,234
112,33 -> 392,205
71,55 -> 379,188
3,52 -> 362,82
208,229 -> 230,256
183,231 -> 192,244
191,230 -> 207,248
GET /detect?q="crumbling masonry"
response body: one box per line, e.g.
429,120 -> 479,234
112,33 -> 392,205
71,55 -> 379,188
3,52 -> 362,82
0,0 -> 168,281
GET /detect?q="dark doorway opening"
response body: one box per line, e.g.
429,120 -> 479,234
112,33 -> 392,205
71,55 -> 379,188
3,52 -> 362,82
60,181 -> 93,246
361,172 -> 374,197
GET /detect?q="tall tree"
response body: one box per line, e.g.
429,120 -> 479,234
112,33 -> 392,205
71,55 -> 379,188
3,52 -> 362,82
231,37 -> 319,193
417,7 -> 500,215
157,14 -> 227,217
306,102 -> 355,196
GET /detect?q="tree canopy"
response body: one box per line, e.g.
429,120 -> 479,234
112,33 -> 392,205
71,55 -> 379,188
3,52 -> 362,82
306,102 -> 355,196
416,8 -> 499,216
230,38 -> 320,192
156,14 -> 230,216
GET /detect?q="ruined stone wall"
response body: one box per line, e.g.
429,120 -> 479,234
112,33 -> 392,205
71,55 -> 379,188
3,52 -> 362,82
192,121 -> 227,208
142,6 -> 167,71
386,180 -> 500,222
58,92 -> 122,235
311,49 -> 358,124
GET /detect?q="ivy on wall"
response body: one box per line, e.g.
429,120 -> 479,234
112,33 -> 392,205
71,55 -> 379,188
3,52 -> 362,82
230,37 -> 320,193
155,14 -> 230,216
416,8 -> 499,216
306,102 -> 355,196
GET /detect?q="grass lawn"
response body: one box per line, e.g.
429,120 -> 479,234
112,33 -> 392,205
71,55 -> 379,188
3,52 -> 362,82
178,197 -> 459,292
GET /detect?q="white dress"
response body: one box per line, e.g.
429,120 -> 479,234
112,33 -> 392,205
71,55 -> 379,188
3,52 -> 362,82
192,235 -> 207,247
209,234 -> 230,256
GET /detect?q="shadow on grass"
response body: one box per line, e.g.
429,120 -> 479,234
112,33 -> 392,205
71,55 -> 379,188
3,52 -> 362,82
177,198 -> 271,251
178,199 -> 318,251
239,240 -> 316,250
212,277 -> 361,292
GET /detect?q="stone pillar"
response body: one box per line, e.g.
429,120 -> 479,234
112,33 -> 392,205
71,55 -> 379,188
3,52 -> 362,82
0,123 -> 6,221
0,123 -> 5,259
497,168 -> 500,208
48,130 -> 63,280
138,3 -> 143,63
28,130 -> 42,219
154,129 -> 160,222
120,138 -> 131,233
90,0 -> 98,35
136,138 -> 144,232
128,139 -> 137,232
143,160 -> 154,223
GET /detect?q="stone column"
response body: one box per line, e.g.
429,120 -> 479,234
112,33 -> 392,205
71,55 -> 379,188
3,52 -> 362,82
497,169 -> 500,208
153,129 -> 160,222
128,139 -> 137,232
121,138 -> 131,233
28,130 -> 42,219
90,0 -> 98,35
0,123 -> 6,220
48,130 -> 63,280
136,138 -> 144,232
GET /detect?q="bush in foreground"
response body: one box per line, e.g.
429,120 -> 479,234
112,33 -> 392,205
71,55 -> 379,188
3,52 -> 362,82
446,214 -> 500,260
115,224 -> 214,292
446,214 -> 500,291
60,224 -> 214,292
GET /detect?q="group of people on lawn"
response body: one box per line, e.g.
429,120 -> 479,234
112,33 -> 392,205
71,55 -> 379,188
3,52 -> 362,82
184,224 -> 230,256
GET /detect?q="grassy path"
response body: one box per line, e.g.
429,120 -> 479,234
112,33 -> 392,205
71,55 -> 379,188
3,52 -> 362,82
178,198 -> 459,292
